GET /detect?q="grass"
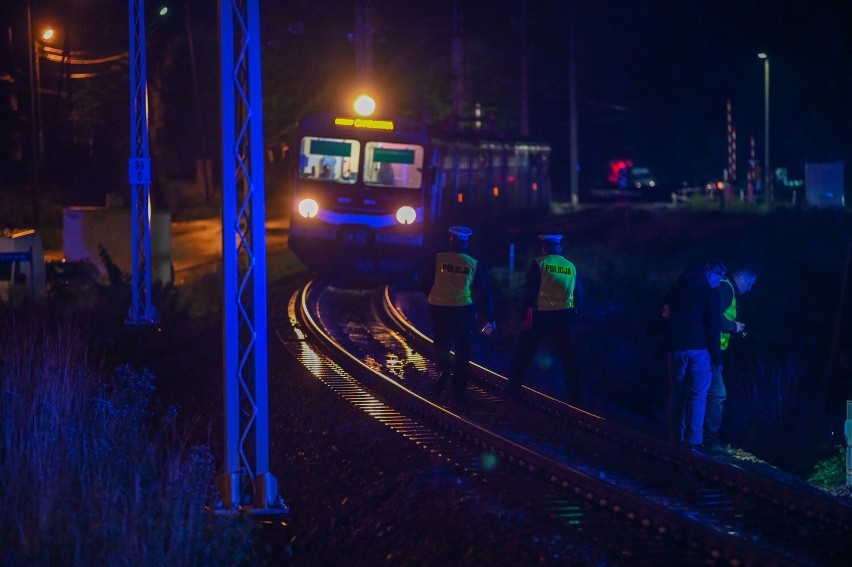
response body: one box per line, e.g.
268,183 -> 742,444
0,304 -> 256,566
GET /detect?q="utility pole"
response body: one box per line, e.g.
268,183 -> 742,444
519,0 -> 529,138
569,31 -> 579,206
26,2 -> 40,225
354,0 -> 373,86
185,2 -> 211,204
451,0 -> 464,130
128,0 -> 156,325
758,53 -> 771,202
218,0 -> 284,514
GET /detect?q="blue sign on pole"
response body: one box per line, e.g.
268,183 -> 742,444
129,157 -> 152,184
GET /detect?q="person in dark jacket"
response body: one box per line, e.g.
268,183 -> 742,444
506,234 -> 582,403
421,226 -> 496,401
704,267 -> 758,450
665,259 -> 725,449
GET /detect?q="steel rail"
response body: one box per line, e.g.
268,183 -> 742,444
294,279 -> 796,566
382,285 -> 852,534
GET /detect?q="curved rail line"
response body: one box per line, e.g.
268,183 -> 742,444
384,286 -> 852,528
277,278 -> 851,565
279,281 -> 724,563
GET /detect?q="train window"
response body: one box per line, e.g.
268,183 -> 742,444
363,142 -> 424,189
298,136 -> 360,184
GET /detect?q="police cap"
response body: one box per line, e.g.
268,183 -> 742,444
538,234 -> 563,244
449,226 -> 473,241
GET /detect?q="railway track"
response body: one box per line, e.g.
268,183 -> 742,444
275,278 -> 851,565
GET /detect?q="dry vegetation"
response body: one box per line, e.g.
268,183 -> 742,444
0,307 -> 255,566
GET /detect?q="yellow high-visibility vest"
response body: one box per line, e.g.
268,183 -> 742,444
535,254 -> 576,311
720,278 -> 737,350
428,252 -> 477,306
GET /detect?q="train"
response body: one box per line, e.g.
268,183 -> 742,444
288,96 -> 552,279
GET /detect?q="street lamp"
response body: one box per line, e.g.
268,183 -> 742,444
26,5 -> 55,162
34,27 -> 54,160
26,5 -> 36,183
26,0 -> 55,227
26,5 -> 42,224
758,52 -> 770,201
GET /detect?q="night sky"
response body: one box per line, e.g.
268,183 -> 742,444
2,1 -> 850,197
263,0 -> 851,193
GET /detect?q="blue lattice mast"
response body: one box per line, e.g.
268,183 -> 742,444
127,0 -> 156,325
217,0 -> 282,512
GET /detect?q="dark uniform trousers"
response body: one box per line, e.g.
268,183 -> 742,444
508,309 -> 581,401
429,304 -> 476,392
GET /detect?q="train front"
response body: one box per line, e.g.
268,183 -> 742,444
290,97 -> 429,281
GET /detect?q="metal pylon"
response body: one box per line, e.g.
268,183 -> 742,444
128,0 -> 156,325
217,0 -> 282,512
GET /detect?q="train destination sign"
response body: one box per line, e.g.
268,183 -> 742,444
334,117 -> 394,131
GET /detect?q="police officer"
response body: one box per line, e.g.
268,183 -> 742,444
421,226 -> 496,401
704,267 -> 758,451
507,234 -> 582,403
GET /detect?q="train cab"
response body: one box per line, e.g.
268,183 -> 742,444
289,98 -> 431,279
288,94 -> 554,282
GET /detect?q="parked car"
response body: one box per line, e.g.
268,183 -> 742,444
630,167 -> 656,189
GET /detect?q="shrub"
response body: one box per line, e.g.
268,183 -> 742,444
0,311 -> 255,566
807,446 -> 846,489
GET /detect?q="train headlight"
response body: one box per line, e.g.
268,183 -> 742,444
353,94 -> 376,116
396,206 -> 416,225
298,198 -> 319,218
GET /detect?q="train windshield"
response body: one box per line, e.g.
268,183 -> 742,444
298,136 -> 360,184
363,142 -> 424,189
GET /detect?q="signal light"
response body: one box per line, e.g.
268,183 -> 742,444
298,198 -> 319,218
